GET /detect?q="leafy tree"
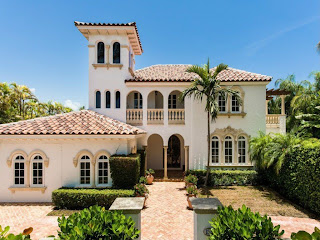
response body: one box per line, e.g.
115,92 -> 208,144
181,59 -> 241,186
0,82 -> 73,124
250,132 -> 301,173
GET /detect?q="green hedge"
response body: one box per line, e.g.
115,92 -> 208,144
186,170 -> 258,186
52,188 -> 134,210
260,139 -> 320,215
109,154 -> 140,189
137,149 -> 146,177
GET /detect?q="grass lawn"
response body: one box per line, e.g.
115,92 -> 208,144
199,185 -> 318,219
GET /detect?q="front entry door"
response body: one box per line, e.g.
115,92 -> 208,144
167,135 -> 181,168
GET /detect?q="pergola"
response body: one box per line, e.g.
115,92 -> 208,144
266,89 -> 290,115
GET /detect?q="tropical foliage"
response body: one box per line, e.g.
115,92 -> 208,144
181,59 -> 240,185
0,82 -> 73,124
57,205 -> 140,240
0,225 -> 32,240
268,72 -> 320,137
209,205 -> 284,240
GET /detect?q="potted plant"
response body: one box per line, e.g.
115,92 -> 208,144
139,176 -> 147,184
185,174 -> 198,188
134,183 -> 149,207
145,169 -> 155,185
186,185 -> 198,209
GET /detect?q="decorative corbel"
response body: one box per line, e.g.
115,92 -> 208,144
73,158 -> 78,167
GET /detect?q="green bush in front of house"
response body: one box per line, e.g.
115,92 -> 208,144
52,188 -> 134,210
137,149 -> 146,177
109,154 -> 140,189
209,205 -> 284,239
186,169 -> 258,186
57,205 -> 139,240
259,138 -> 320,215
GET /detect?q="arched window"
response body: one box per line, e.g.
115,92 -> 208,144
116,91 -> 121,108
224,136 -> 233,163
238,136 -> 246,163
113,42 -> 120,64
32,155 -> 43,186
231,95 -> 240,113
14,155 -> 25,185
134,92 -> 143,109
106,91 -> 111,108
96,91 -> 101,108
218,92 -> 227,113
97,42 -> 105,63
80,155 -> 91,185
211,136 -> 219,164
97,155 -> 109,185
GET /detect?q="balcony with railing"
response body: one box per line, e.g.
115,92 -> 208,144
126,91 -> 143,125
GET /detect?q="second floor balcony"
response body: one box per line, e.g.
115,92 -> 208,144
126,90 -> 185,126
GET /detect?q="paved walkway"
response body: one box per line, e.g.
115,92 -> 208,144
0,182 -> 319,239
141,182 -> 193,240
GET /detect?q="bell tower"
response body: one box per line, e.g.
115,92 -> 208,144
74,21 -> 143,120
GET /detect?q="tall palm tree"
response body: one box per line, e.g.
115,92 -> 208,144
181,59 -> 241,186
317,41 -> 320,54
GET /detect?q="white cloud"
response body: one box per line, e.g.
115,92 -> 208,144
30,88 -> 36,93
64,99 -> 81,111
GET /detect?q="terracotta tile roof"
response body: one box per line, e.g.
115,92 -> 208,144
0,110 -> 145,135
125,64 -> 272,83
74,21 -> 143,53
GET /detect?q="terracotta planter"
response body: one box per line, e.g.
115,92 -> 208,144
146,175 -> 154,185
187,194 -> 196,209
186,182 -> 195,188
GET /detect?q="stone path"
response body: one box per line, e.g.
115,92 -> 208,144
0,182 -> 319,239
141,182 -> 193,240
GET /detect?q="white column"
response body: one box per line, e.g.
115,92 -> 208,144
280,95 -> 285,115
184,146 -> 189,171
163,93 -> 168,126
163,146 -> 168,179
143,93 -> 148,126
266,100 -> 269,115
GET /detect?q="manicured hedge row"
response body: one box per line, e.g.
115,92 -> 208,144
186,169 -> 258,186
137,149 -> 146,177
109,154 -> 140,189
260,139 -> 320,215
52,188 -> 134,209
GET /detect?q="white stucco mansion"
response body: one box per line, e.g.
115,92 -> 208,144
0,22 -> 287,202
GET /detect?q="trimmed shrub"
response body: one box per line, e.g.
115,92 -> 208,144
209,205 -> 284,239
58,205 -> 139,239
186,169 -> 258,186
110,154 -> 140,189
260,138 -> 320,215
137,149 -> 146,177
52,188 -> 134,210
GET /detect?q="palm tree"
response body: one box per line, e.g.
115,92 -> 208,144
296,105 -> 320,138
181,59 -> 241,186
317,41 -> 320,54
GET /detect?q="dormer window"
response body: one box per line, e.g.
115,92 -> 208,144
113,42 -> 120,64
97,42 -> 105,64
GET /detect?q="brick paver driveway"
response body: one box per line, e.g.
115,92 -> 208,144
0,182 -> 319,239
141,182 -> 193,240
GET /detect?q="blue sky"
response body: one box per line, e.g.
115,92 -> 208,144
0,0 -> 319,109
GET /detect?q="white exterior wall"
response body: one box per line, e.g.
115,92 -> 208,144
0,137 -> 131,202
88,34 -> 134,123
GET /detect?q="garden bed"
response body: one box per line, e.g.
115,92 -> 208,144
52,188 -> 134,210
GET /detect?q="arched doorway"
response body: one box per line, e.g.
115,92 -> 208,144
147,134 -> 164,170
167,134 -> 184,169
